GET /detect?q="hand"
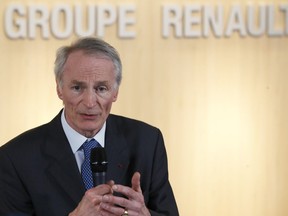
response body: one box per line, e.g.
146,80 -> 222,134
69,181 -> 114,216
99,172 -> 151,216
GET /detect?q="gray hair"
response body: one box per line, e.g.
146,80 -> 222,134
54,37 -> 122,87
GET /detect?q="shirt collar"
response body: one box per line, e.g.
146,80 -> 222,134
61,110 -> 106,154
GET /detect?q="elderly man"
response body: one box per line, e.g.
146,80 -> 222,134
0,37 -> 179,216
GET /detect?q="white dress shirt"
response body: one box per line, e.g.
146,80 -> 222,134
61,110 -> 106,171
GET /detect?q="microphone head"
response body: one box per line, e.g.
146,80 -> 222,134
90,147 -> 108,173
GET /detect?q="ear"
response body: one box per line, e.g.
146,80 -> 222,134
112,89 -> 119,102
56,82 -> 63,100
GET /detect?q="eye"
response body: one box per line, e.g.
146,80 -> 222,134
72,85 -> 82,91
96,86 -> 108,93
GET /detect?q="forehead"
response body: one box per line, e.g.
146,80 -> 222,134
63,50 -> 115,80
65,50 -> 114,68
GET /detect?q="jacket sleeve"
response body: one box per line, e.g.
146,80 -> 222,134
147,129 -> 179,216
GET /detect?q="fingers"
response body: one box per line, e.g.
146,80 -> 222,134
72,184 -> 112,215
106,180 -> 115,187
100,172 -> 146,215
82,184 -> 112,207
82,184 -> 113,207
100,194 -> 142,215
99,172 -> 151,216
100,200 -> 136,216
110,172 -> 143,201
111,184 -> 142,202
131,172 -> 141,193
89,183 -> 113,196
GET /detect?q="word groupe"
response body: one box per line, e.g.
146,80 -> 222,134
4,3 -> 288,39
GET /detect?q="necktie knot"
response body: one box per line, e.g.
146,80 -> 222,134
81,139 -> 101,190
82,139 -> 98,156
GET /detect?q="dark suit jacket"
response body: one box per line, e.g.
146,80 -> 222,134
0,111 -> 178,216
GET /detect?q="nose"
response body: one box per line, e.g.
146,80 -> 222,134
83,89 -> 97,108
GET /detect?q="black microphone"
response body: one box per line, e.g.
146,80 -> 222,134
90,147 -> 108,186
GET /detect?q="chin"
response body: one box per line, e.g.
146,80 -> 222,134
81,125 -> 100,134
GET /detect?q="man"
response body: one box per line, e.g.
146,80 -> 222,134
0,37 -> 179,216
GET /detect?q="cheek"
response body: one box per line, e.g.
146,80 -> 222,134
101,99 -> 114,111
62,94 -> 81,108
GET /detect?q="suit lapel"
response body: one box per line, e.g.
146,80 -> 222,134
105,115 -> 130,185
43,112 -> 85,205
42,112 -> 130,205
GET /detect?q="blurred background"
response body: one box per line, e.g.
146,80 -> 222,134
1,0 -> 288,215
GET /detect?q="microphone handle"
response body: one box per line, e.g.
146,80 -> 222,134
92,172 -> 106,186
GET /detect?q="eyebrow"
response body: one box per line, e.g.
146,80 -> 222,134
96,81 -> 109,86
70,80 -> 110,86
70,80 -> 85,86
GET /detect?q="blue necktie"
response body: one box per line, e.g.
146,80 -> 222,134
81,139 -> 101,190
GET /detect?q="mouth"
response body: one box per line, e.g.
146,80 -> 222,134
80,113 -> 99,120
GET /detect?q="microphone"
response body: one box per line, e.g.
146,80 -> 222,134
90,147 -> 108,186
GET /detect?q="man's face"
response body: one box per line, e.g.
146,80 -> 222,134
57,50 -> 119,137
